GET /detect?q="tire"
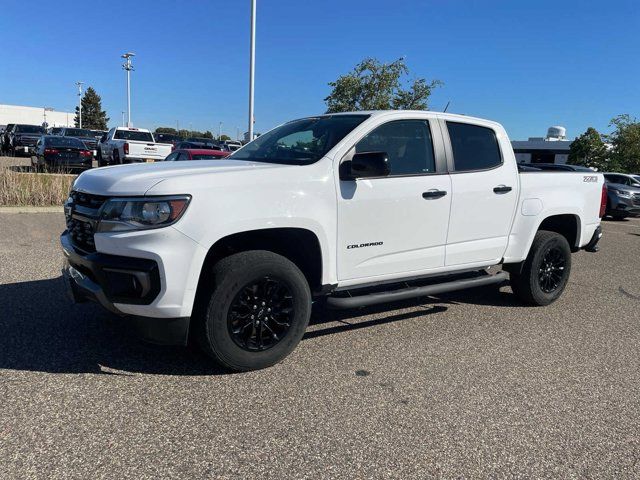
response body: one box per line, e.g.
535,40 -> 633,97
509,230 -> 572,306
195,250 -> 311,371
113,150 -> 121,164
611,213 -> 627,221
97,149 -> 104,167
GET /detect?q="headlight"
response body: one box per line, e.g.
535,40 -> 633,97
611,188 -> 633,198
97,195 -> 191,232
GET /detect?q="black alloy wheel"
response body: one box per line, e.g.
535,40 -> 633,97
227,276 -> 294,351
537,246 -> 566,293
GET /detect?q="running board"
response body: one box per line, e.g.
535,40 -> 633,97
326,271 -> 509,309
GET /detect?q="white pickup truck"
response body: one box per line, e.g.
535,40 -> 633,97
62,111 -> 605,371
97,127 -> 172,166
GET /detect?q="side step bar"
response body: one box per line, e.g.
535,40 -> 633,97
326,271 -> 509,309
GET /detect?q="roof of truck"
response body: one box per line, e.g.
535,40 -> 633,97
321,110 -> 502,127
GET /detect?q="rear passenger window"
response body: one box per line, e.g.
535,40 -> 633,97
447,122 -> 502,171
355,120 -> 435,175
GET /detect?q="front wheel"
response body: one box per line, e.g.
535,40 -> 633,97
195,250 -> 312,371
509,230 -> 572,306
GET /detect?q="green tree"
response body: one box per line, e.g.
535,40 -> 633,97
202,131 -> 214,139
218,134 -> 231,142
74,87 -> 109,129
568,127 -> 610,171
155,127 -> 179,135
608,114 -> 640,173
324,57 -> 442,113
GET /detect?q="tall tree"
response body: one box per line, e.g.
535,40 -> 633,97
74,87 -> 109,129
568,127 -> 610,171
324,57 -> 442,113
608,114 -> 640,173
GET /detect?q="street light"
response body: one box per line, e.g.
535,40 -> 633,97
248,0 -> 256,141
121,52 -> 135,127
76,82 -> 84,128
121,111 -> 126,127
219,121 -> 223,140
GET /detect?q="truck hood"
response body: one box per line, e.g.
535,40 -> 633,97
72,160 -> 288,196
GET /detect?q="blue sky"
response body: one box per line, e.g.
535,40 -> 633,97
0,0 -> 638,140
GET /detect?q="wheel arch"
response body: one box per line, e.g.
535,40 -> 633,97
537,213 -> 581,251
194,227 -> 325,306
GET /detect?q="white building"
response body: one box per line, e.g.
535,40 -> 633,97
511,126 -> 572,164
0,104 -> 76,129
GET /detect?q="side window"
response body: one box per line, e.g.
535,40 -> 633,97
355,120 -> 435,175
176,152 -> 189,161
164,152 -> 179,162
447,122 -> 502,172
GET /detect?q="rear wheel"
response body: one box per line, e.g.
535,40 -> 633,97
510,230 -> 571,306
195,250 -> 312,371
113,150 -> 121,164
97,149 -> 104,167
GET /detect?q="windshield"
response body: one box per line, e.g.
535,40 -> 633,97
45,137 -> 85,148
15,125 -> 45,134
229,114 -> 369,164
114,130 -> 154,142
64,128 -> 93,137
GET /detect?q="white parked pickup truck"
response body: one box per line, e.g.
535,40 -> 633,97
62,111 -> 606,371
97,127 -> 172,167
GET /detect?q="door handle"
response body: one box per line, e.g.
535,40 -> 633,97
422,190 -> 447,199
493,185 -> 512,194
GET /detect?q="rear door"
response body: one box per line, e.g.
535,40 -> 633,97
440,119 -> 519,266
337,118 -> 451,282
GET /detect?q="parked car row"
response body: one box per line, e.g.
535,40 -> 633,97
154,133 -> 242,152
1,124 -> 45,156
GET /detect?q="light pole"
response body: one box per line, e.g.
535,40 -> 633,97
76,82 -> 84,128
248,0 -> 256,141
218,121 -> 223,140
121,52 -> 135,127
121,111 -> 126,127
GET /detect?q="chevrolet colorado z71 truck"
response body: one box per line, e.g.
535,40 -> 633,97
62,111 -> 605,371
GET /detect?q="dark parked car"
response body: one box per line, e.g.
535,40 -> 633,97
174,141 -> 219,150
59,127 -> 99,154
47,127 -> 64,136
163,148 -> 230,161
9,124 -> 45,156
155,133 -> 182,146
31,135 -> 93,172
519,163 -> 594,172
603,173 -> 640,220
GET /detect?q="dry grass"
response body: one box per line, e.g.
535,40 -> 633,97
0,164 -> 76,206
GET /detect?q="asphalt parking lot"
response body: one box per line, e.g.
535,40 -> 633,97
1,212 -> 639,479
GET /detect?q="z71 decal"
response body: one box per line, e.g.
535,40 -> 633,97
583,176 -> 598,182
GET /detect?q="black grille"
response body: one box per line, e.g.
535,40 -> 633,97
65,191 -> 108,252
633,193 -> 640,206
66,216 -> 96,251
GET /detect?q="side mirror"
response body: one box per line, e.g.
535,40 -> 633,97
340,151 -> 390,180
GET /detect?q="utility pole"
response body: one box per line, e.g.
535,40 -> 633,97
219,121 -> 223,140
248,0 -> 256,141
121,111 -> 125,127
76,82 -> 84,128
121,52 -> 135,127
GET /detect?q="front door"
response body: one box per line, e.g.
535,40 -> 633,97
337,119 -> 451,282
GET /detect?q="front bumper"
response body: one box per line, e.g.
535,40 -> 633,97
61,226 -> 207,344
609,196 -> 640,217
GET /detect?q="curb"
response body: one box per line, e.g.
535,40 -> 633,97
0,206 -> 64,213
